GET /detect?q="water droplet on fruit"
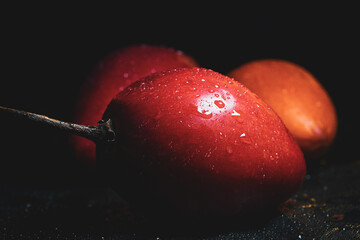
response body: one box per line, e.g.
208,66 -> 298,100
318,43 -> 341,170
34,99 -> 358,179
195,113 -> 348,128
214,100 -> 225,108
168,140 -> 174,149
196,109 -> 213,119
219,131 -> 225,140
154,110 -> 162,120
231,110 -> 241,116
263,150 -> 267,159
238,133 -> 251,144
194,90 -> 235,117
226,146 -> 233,154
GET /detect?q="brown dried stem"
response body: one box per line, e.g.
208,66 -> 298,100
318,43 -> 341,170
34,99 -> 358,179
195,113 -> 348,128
0,106 -> 115,143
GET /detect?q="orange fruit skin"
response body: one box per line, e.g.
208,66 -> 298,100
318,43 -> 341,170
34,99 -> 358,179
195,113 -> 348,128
228,59 -> 337,160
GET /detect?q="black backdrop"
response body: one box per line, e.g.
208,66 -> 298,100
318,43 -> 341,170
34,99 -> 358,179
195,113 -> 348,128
0,4 -> 357,187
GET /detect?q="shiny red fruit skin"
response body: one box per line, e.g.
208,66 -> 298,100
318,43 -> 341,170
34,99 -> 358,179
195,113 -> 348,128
100,68 -> 306,218
70,45 -> 198,166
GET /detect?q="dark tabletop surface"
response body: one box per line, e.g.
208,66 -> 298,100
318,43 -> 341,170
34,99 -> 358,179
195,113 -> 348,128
0,158 -> 359,240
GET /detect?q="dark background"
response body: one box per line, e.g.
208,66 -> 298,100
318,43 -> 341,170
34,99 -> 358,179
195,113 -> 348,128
0,3 -> 358,239
0,4 -> 357,185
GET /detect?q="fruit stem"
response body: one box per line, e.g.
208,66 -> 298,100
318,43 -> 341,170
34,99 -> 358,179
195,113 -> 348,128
0,106 -> 115,143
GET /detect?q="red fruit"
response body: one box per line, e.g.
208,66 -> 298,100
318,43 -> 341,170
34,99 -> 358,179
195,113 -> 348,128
228,60 -> 337,160
71,45 -> 198,166
100,67 -> 306,219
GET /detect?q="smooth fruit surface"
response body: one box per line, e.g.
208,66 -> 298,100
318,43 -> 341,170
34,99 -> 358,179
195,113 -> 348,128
228,60 -> 337,159
101,67 -> 306,219
71,45 -> 198,166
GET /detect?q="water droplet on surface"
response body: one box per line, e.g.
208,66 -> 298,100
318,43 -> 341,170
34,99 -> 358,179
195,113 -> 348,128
214,100 -> 225,108
240,133 -> 246,137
